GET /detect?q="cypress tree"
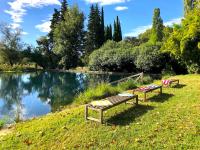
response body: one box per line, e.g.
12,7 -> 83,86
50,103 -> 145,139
100,7 -> 105,45
150,8 -> 164,44
113,16 -> 122,42
109,24 -> 113,40
60,0 -> 68,21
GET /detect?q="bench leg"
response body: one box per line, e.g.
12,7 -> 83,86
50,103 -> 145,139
85,105 -> 88,121
160,87 -> 162,94
136,95 -> 139,105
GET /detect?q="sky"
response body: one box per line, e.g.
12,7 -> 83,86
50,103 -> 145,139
0,0 -> 184,45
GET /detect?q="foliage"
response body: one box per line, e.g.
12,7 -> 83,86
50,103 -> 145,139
0,23 -> 22,66
89,40 -> 136,72
162,3 -> 200,73
1,75 -> 200,149
36,36 -> 58,69
134,43 -> 165,73
184,0 -> 197,16
0,119 -> 5,129
105,24 -> 113,42
113,16 -> 122,42
0,64 -> 38,72
85,5 -> 105,54
53,5 -> 85,69
150,8 -> 164,44
75,83 -> 118,104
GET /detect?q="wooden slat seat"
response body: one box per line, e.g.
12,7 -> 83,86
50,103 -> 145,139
134,85 -> 162,101
85,94 -> 138,124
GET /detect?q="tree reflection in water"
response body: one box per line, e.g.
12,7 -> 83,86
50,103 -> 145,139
0,72 -> 122,123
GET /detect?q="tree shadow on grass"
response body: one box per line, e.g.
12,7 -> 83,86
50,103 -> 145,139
106,104 -> 154,126
148,93 -> 174,103
171,84 -> 186,89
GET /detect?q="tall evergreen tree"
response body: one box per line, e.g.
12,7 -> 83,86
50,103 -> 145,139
100,7 -> 105,45
85,4 -> 102,54
150,8 -> 163,44
113,16 -> 122,42
109,24 -> 113,40
60,0 -> 68,21
105,24 -> 112,41
49,9 -> 60,44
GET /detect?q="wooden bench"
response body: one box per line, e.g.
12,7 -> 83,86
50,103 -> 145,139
162,79 -> 179,87
85,94 -> 138,124
134,85 -> 162,101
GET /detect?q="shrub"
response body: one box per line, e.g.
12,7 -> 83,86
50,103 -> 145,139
134,43 -> 165,73
89,40 -> 136,72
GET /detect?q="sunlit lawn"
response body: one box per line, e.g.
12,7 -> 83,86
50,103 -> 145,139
0,74 -> 200,149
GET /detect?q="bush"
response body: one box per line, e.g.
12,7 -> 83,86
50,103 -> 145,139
89,40 -> 136,72
134,43 -> 165,73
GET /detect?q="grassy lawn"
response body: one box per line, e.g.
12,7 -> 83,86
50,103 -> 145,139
0,74 -> 200,149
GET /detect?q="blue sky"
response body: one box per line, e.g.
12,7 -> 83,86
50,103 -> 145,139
0,0 -> 184,45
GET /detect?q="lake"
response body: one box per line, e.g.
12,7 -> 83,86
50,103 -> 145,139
0,71 -> 125,124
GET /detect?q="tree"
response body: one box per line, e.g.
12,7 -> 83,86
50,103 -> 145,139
60,0 -> 68,21
49,9 -> 60,44
53,5 -> 85,69
105,25 -> 112,41
36,36 -> 58,69
0,23 -> 22,66
162,1 -> 200,73
85,4 -> 104,54
184,0 -> 197,16
113,16 -> 122,42
150,8 -> 164,44
100,7 -> 105,45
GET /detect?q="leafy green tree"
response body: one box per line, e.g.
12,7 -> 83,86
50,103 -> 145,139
113,16 -> 122,42
150,8 -> 164,44
162,1 -> 200,73
184,0 -> 197,16
53,5 -> 85,69
0,23 -> 22,66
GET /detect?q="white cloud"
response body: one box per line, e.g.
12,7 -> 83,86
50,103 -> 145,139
164,18 -> 183,26
35,21 -> 51,33
115,6 -> 128,11
22,31 -> 28,35
125,17 -> 183,37
4,0 -> 61,29
84,0 -> 130,5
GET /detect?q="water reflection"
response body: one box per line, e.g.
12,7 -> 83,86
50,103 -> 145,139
0,72 -> 123,123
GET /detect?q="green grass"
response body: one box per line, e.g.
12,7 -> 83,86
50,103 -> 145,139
0,75 -> 200,149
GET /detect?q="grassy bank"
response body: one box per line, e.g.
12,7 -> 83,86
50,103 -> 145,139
0,64 -> 41,72
0,75 -> 200,149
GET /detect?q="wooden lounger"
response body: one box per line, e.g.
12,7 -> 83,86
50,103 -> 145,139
162,79 -> 179,87
134,85 -> 162,101
85,94 -> 138,124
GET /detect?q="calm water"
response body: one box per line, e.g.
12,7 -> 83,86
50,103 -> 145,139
0,71 -> 124,123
